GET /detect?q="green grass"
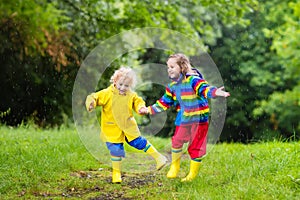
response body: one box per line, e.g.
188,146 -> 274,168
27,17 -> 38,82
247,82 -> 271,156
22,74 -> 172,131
0,125 -> 299,199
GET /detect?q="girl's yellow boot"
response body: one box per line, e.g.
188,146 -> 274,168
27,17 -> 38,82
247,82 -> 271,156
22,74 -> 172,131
167,148 -> 182,178
181,159 -> 201,182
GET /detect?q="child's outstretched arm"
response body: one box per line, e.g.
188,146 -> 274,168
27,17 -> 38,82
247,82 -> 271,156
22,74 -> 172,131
215,86 -> 230,97
190,76 -> 230,98
132,93 -> 149,115
147,85 -> 174,115
85,89 -> 109,112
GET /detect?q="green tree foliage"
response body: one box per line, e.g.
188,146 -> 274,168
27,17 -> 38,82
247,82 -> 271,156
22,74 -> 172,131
254,0 -> 300,137
6,0 -> 290,143
211,0 -> 300,141
0,0 -> 77,126
56,0 -> 257,55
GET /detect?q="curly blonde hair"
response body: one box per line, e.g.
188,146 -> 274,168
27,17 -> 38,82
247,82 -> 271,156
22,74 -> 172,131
110,66 -> 137,88
167,53 -> 192,75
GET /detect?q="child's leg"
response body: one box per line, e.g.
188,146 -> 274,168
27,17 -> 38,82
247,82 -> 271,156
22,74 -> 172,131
182,123 -> 208,182
106,142 -> 125,183
167,126 -> 189,178
111,156 -> 122,183
166,148 -> 182,178
126,136 -> 167,170
144,142 -> 168,170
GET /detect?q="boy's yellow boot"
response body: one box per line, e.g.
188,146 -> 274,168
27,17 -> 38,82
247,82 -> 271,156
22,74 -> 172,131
144,143 -> 167,170
167,148 -> 182,178
111,156 -> 122,183
181,159 -> 201,182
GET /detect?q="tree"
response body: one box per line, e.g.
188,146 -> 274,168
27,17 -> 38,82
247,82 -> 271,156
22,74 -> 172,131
254,0 -> 300,138
211,0 -> 300,141
0,0 -> 77,126
0,0 -> 258,128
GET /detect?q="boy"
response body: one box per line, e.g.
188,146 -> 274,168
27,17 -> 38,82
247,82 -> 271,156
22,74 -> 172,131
86,67 -> 167,183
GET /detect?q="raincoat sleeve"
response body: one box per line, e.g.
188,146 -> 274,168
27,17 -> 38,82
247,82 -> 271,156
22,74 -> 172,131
93,89 -> 110,106
148,85 -> 174,115
132,93 -> 146,114
85,89 -> 109,111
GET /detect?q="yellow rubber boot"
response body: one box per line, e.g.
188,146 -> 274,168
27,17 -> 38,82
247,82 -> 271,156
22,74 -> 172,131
167,148 -> 182,178
111,156 -> 122,183
144,143 -> 167,170
181,160 -> 201,182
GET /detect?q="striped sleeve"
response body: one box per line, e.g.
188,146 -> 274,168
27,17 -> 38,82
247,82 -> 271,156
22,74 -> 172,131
148,85 -> 174,114
190,76 -> 217,99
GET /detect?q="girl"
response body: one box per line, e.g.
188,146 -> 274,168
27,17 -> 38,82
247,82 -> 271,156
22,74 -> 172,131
144,53 -> 230,182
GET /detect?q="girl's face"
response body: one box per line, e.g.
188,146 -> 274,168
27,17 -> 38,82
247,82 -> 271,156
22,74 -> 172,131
115,78 -> 131,95
167,58 -> 181,80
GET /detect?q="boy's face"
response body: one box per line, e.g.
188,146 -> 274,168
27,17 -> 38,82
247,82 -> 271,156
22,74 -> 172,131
115,78 -> 131,95
167,58 -> 181,80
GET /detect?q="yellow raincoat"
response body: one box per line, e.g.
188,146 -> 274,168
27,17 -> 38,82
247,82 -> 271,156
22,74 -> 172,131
86,84 -> 145,143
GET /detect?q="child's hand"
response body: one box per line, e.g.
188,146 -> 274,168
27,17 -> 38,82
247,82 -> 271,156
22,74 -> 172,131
85,95 -> 95,112
88,101 -> 95,112
215,86 -> 230,97
138,107 -> 149,115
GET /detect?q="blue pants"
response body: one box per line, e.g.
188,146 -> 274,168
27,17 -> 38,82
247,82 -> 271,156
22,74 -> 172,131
106,136 -> 147,157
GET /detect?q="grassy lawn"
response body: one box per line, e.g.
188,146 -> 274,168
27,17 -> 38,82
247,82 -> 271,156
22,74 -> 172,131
0,125 -> 299,199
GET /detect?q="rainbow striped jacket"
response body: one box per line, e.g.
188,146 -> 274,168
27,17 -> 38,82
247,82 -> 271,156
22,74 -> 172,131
148,74 -> 217,126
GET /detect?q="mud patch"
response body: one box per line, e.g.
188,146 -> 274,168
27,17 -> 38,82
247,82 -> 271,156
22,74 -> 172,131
89,191 -> 133,200
122,173 -> 156,188
89,173 -> 158,199
32,170 -> 160,199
